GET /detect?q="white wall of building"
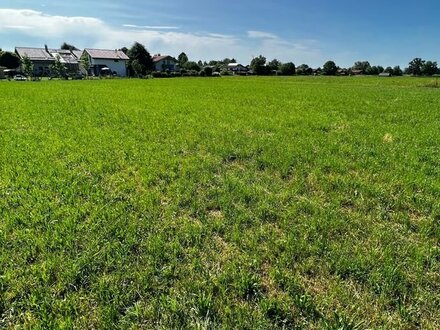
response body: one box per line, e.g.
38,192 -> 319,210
90,58 -> 127,77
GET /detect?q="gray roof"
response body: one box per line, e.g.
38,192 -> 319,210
49,49 -> 80,64
15,47 -> 54,61
85,48 -> 129,60
72,50 -> 83,59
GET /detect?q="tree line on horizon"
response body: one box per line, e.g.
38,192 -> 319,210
1,41 -> 439,77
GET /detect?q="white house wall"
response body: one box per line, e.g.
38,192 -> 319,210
90,58 -> 127,77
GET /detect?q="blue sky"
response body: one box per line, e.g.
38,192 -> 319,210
1,0 -> 440,67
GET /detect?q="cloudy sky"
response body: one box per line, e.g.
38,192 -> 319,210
1,0 -> 440,67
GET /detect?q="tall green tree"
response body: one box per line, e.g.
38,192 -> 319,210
0,51 -> 21,69
280,62 -> 296,75
178,52 -> 189,67
393,65 -> 403,76
323,60 -> 338,75
50,55 -> 67,78
250,55 -> 268,75
80,53 -> 91,78
296,64 -> 312,75
422,61 -> 438,76
408,58 -> 425,76
267,59 -> 282,72
21,55 -> 33,79
127,42 -> 153,77
352,61 -> 371,72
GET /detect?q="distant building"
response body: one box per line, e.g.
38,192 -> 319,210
227,63 -> 248,74
14,46 -> 84,77
48,48 -> 80,74
15,47 -> 55,76
379,72 -> 392,77
82,49 -> 129,77
314,67 -> 323,75
152,55 -> 179,72
351,69 -> 364,75
336,68 -> 348,76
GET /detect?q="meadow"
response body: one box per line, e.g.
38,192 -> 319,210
0,76 -> 439,328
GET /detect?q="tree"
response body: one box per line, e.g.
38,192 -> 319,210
352,61 -> 371,73
365,65 -> 383,75
296,64 -> 312,75
203,66 -> 213,76
250,55 -> 269,75
280,62 -> 296,75
80,53 -> 91,78
130,59 -> 143,77
50,55 -> 66,78
60,42 -> 79,51
178,52 -> 189,67
322,60 -> 337,75
183,61 -> 201,72
384,66 -> 393,74
408,58 -> 425,76
127,42 -> 153,77
21,55 -> 33,79
393,66 -> 403,76
422,61 -> 438,76
267,59 -> 282,72
0,51 -> 21,69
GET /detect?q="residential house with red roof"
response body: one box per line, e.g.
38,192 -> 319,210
152,54 -> 179,72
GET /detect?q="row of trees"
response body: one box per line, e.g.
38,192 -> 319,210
2,43 -> 439,77
249,57 -> 439,76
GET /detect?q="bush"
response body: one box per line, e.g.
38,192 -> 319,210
203,66 -> 213,77
280,62 -> 296,75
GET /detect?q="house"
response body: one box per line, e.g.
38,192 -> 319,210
379,72 -> 391,77
82,48 -> 129,77
227,63 -> 248,74
351,69 -> 364,75
152,55 -> 179,72
15,47 -> 55,76
313,67 -> 323,75
336,68 -> 348,76
48,48 -> 81,74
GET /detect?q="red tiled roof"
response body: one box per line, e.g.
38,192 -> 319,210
152,55 -> 176,63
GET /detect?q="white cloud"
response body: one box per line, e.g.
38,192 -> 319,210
123,24 -> 180,30
247,30 -> 279,40
0,8 -> 325,66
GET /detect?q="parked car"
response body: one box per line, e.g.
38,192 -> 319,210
13,74 -> 27,81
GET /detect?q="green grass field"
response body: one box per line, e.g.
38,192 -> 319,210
1,76 -> 439,328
